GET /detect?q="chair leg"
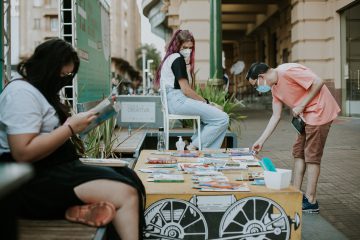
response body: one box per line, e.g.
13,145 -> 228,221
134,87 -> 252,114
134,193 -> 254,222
197,118 -> 201,150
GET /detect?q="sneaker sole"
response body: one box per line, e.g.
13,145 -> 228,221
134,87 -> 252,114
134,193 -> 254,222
65,202 -> 116,227
302,209 -> 320,214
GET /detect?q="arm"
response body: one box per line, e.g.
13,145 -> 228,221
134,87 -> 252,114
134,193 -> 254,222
293,76 -> 324,116
178,79 -> 206,102
8,111 -> 97,163
252,100 -> 283,153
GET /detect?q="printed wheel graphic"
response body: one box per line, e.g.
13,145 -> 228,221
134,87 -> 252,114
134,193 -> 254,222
219,197 -> 291,240
144,199 -> 208,240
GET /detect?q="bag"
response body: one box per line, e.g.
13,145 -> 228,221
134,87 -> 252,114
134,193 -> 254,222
291,116 -> 305,134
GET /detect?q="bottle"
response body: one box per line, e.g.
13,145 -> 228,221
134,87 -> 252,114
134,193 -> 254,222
176,136 -> 185,151
128,124 -> 132,136
157,127 -> 165,151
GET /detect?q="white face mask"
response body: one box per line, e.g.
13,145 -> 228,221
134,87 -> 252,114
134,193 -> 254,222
179,48 -> 192,59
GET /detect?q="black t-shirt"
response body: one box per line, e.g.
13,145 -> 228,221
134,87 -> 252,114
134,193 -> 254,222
171,56 -> 188,89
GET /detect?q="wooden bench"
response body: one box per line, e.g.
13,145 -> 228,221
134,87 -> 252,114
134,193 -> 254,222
18,220 -> 106,240
17,158 -> 138,240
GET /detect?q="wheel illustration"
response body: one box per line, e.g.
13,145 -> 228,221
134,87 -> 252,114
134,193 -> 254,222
144,199 -> 208,239
219,197 -> 291,240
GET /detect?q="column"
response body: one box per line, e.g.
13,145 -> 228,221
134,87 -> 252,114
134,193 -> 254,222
209,0 -> 222,85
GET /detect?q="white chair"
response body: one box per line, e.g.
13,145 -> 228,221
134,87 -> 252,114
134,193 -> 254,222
160,86 -> 202,150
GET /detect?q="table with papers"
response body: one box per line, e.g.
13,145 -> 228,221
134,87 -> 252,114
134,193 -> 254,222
136,150 -> 302,240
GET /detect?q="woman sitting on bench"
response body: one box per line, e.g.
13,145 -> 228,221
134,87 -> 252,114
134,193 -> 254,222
0,39 -> 145,240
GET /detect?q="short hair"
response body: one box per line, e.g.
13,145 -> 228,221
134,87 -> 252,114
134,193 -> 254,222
246,62 -> 270,80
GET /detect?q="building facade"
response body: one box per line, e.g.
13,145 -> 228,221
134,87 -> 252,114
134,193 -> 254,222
18,0 -> 58,60
110,0 -> 141,82
142,0 -> 360,117
15,0 -> 141,80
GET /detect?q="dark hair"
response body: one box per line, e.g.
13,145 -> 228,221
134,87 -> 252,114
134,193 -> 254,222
155,29 -> 195,87
17,38 -> 80,124
246,62 -> 269,81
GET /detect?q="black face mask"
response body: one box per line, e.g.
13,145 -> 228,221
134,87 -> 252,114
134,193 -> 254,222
55,75 -> 74,93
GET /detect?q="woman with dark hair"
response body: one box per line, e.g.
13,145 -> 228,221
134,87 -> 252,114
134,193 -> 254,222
0,39 -> 145,240
155,30 -> 229,149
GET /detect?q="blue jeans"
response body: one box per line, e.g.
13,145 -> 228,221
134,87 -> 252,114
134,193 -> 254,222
166,88 -> 229,149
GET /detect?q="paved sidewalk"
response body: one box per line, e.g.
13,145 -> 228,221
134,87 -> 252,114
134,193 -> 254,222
238,108 -> 360,240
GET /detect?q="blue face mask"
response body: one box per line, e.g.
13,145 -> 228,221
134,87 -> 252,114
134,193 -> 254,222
256,78 -> 271,93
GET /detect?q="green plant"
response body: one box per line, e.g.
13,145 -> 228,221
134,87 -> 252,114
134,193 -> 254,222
181,84 -> 246,134
82,117 -> 119,159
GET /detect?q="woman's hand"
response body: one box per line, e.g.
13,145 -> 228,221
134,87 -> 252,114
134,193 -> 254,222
251,139 -> 264,154
64,111 -> 98,134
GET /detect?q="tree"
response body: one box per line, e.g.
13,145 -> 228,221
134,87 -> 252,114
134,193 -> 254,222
136,44 -> 161,73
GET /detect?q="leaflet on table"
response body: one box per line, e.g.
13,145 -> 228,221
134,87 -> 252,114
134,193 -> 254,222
80,98 -> 120,136
79,158 -> 128,167
148,174 -> 185,183
231,155 -> 255,161
178,163 -> 216,173
171,151 -> 199,157
138,168 -> 175,174
227,148 -> 250,153
192,175 -> 229,183
146,157 -> 177,164
197,182 -> 250,192
235,172 -> 264,181
203,153 -> 230,158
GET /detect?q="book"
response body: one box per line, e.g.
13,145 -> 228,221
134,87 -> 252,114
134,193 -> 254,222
80,98 -> 120,136
79,158 -> 129,167
291,116 -> 305,134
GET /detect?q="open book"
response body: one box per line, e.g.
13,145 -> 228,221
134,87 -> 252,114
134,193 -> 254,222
80,98 -> 120,136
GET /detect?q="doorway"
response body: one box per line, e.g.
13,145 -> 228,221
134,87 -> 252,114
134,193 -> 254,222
342,2 -> 360,116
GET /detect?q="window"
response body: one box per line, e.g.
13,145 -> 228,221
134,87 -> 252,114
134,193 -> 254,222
34,18 -> 41,29
50,17 -> 58,32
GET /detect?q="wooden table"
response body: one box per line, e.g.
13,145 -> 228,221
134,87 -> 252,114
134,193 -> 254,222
135,150 -> 302,240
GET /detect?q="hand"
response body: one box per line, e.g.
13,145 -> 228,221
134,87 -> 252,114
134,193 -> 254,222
292,105 -> 305,117
64,111 -> 98,134
251,139 -> 264,154
210,102 -> 224,111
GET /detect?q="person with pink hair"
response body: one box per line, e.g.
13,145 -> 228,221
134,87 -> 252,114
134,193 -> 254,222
155,30 -> 229,149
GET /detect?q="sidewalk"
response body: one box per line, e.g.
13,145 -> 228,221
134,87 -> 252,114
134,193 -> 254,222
238,108 -> 360,240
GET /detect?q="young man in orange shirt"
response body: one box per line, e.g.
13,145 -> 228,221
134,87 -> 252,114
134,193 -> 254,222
246,62 -> 340,213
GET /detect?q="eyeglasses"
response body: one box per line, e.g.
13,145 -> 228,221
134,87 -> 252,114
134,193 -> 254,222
60,72 -> 74,78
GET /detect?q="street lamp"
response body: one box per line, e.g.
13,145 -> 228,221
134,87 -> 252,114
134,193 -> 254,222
141,49 -> 147,95
146,59 -> 154,93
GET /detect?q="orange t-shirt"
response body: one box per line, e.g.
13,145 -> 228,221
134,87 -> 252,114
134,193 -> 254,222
272,63 -> 340,125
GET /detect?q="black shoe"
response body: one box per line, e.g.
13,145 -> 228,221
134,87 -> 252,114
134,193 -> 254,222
302,195 -> 319,214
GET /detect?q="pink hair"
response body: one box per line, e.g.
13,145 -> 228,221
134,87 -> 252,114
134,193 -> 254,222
154,29 -> 195,88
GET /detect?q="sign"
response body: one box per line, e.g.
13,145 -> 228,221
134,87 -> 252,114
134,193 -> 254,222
120,102 -> 156,123
76,0 -> 110,103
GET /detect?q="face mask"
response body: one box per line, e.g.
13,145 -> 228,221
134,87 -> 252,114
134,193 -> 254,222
256,78 -> 271,93
179,48 -> 192,59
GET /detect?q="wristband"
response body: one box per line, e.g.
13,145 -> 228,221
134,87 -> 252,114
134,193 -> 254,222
67,124 -> 75,136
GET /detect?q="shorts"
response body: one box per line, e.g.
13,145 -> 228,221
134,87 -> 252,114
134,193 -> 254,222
292,121 -> 332,164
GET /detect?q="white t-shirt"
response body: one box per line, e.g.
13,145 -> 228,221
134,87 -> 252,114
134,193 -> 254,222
160,53 -> 189,89
0,80 -> 60,155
